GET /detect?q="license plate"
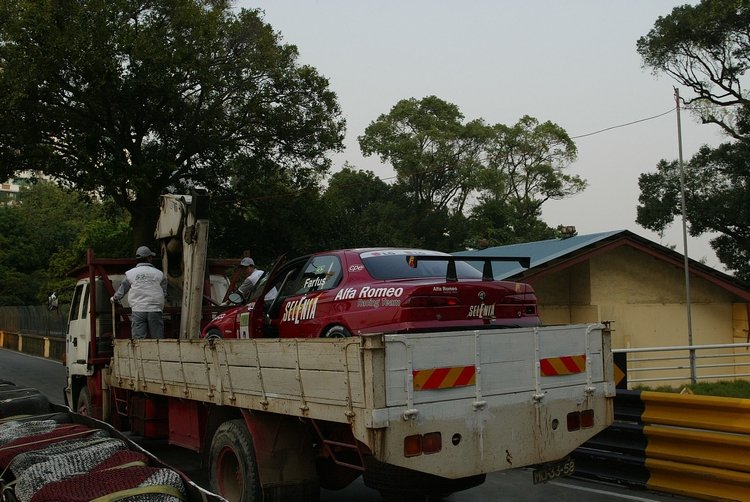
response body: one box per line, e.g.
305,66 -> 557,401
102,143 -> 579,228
532,457 -> 575,484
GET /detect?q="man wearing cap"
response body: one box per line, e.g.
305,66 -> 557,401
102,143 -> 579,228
237,257 -> 264,299
111,245 -> 168,339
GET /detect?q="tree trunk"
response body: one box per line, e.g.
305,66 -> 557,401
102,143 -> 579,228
128,199 -> 161,256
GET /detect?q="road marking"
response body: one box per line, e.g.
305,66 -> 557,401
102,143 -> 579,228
549,481 -> 671,501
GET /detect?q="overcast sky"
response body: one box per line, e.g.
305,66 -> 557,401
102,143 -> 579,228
238,0 -> 727,269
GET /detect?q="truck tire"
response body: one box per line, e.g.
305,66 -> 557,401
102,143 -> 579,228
363,457 -> 485,501
209,419 -> 262,502
76,386 -> 92,417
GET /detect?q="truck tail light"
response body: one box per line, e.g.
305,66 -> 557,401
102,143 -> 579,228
567,410 -> 595,431
422,432 -> 442,454
404,432 -> 442,457
404,435 -> 422,457
567,412 -> 580,431
580,409 -> 594,428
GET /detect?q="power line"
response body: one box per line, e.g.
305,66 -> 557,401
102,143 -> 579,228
570,107 -> 677,140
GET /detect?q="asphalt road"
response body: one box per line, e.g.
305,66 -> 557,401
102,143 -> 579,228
0,348 -> 698,501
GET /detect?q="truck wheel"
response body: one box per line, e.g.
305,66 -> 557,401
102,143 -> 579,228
76,387 -> 92,416
209,419 -> 261,502
322,325 -> 351,338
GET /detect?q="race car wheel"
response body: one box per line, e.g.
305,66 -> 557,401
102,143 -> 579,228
322,325 -> 351,338
206,328 -> 223,340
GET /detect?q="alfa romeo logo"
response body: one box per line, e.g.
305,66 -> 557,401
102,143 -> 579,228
478,291 -> 486,301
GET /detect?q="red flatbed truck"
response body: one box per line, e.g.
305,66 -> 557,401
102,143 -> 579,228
64,192 -> 616,501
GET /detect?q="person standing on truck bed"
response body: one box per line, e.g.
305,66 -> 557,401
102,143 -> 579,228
111,245 -> 168,339
237,257 -> 263,299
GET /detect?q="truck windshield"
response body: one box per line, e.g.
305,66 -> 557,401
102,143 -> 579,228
361,253 -> 483,281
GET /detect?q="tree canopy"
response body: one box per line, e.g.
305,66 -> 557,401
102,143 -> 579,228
358,96 -> 584,249
0,0 -> 345,247
0,181 -> 130,305
637,133 -> 750,281
358,96 -> 484,215
636,0 -> 750,279
637,0 -> 750,138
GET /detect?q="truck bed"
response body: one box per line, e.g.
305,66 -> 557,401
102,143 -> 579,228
110,324 -> 615,478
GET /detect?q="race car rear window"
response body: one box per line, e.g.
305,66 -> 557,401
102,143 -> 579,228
361,252 -> 483,280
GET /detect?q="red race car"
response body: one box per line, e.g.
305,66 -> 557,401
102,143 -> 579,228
202,248 -> 539,339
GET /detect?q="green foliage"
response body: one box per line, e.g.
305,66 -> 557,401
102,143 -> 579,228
206,155 -> 333,267
359,96 -> 486,215
637,1 -> 750,278
319,166 -> 402,249
691,380 -> 750,398
464,199 -> 558,250
0,182 -> 130,305
479,116 -> 583,210
358,97 -> 583,248
0,209 -> 38,305
0,0 -> 344,246
637,0 -> 750,138
636,380 -> 750,398
636,134 -> 750,280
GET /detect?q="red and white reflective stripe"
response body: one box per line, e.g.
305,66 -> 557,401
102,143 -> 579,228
540,354 -> 586,376
413,366 -> 476,391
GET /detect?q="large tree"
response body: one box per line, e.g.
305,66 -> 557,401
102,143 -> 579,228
359,97 -> 583,247
637,0 -> 750,138
358,96 -> 485,215
477,115 -> 584,223
636,0 -> 750,278
637,133 -> 750,280
0,0 -> 345,247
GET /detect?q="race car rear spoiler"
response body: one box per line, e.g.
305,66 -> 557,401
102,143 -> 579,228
406,255 -> 531,282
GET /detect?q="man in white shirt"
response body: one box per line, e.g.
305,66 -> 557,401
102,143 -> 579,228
237,257 -> 263,299
111,245 -> 167,339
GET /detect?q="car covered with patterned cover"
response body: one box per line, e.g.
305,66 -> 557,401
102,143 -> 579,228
0,380 -> 221,502
202,248 -> 539,339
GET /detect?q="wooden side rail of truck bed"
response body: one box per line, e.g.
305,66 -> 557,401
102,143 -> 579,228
109,324 -> 614,479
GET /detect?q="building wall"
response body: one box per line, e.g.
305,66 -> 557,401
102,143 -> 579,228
589,246 -> 735,346
532,245 -> 750,386
535,261 -> 592,325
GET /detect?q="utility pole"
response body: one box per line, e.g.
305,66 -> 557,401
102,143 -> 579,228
674,87 -> 696,384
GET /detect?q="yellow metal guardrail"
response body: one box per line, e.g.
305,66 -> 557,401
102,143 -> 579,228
640,391 -> 750,501
576,389 -> 750,501
0,330 -> 65,361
